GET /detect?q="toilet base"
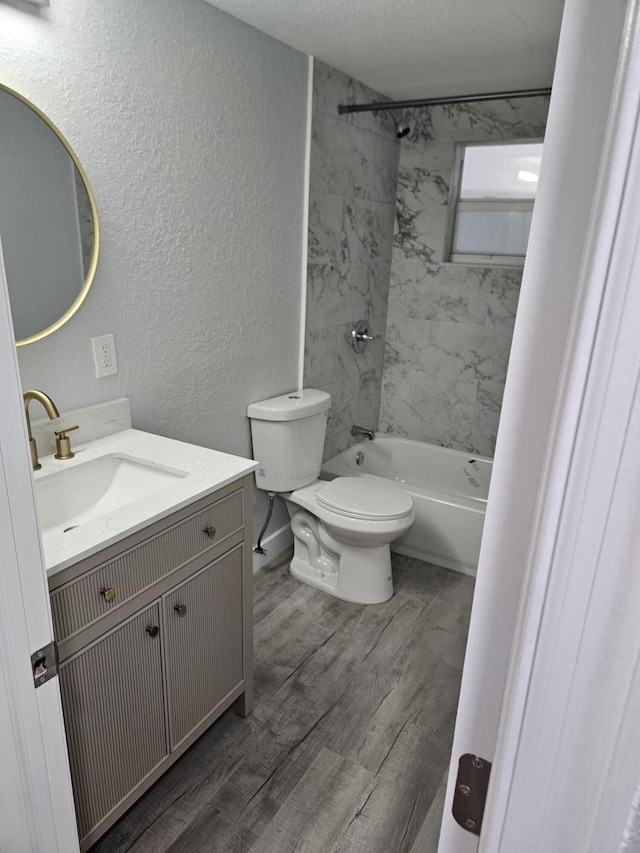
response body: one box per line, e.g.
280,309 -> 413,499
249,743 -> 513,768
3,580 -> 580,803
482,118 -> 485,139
289,510 -> 394,604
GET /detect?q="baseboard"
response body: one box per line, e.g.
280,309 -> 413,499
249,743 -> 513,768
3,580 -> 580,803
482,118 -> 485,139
251,523 -> 293,573
392,543 -> 477,577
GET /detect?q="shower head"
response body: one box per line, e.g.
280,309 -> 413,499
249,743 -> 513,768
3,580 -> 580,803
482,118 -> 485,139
395,121 -> 410,139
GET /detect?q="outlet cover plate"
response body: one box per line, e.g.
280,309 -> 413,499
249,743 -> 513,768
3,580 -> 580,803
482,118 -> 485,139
91,334 -> 118,378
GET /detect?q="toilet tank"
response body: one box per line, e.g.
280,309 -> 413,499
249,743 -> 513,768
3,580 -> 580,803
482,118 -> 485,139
247,389 -> 331,492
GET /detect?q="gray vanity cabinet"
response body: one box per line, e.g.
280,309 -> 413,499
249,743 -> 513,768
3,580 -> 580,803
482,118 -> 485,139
58,603 -> 167,842
48,476 -> 254,852
163,545 -> 244,750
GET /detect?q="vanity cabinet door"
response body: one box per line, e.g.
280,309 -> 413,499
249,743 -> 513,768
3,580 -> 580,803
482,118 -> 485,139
59,603 -> 167,844
163,545 -> 244,750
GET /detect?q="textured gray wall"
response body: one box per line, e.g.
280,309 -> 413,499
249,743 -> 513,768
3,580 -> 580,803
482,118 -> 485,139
380,98 -> 549,457
304,61 -> 400,460
0,0 -> 308,533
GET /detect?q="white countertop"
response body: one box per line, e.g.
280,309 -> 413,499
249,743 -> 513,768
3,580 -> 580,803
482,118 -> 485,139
35,429 -> 257,577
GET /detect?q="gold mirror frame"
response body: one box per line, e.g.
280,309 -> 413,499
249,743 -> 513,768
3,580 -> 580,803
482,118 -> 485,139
0,83 -> 100,347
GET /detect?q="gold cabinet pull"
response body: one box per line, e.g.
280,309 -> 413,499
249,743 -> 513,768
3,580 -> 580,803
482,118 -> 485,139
174,604 -> 187,617
145,625 -> 159,638
203,525 -> 216,538
100,586 -> 115,603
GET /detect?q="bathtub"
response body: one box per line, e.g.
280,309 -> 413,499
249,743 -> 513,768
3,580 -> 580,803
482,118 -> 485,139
321,435 -> 492,576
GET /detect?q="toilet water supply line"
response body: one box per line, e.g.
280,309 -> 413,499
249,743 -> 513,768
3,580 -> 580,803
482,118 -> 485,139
254,492 -> 276,554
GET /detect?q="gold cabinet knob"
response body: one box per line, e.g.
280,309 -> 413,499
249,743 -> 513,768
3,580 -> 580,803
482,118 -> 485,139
203,525 -> 216,539
174,604 -> 187,617
146,625 -> 159,638
100,586 -> 115,603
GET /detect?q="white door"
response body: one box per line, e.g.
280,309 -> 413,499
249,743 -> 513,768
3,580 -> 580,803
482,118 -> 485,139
439,0 -> 640,850
0,239 -> 79,852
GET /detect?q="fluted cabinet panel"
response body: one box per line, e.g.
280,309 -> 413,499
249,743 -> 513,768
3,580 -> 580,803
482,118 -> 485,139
59,603 -> 166,843
163,546 -> 244,750
51,489 -> 243,641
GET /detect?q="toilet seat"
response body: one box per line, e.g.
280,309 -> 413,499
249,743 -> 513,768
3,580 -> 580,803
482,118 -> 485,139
317,477 -> 413,521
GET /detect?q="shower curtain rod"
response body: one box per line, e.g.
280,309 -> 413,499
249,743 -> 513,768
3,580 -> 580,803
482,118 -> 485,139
337,87 -> 552,115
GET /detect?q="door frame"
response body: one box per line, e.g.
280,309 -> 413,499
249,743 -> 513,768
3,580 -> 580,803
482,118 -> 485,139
440,0 -> 640,849
484,0 -> 640,846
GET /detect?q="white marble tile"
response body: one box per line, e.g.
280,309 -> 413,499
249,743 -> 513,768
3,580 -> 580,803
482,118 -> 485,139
381,316 -> 513,454
343,198 -> 396,263
313,60 -> 398,140
486,270 -> 522,330
308,191 -> 344,264
321,373 -> 361,460
306,263 -> 353,331
304,327 -> 343,388
364,261 -> 391,329
378,399 -> 424,442
412,97 -> 549,144
306,262 -> 389,333
372,134 -> 401,204
310,114 -> 398,206
428,322 -> 513,388
305,62 -> 401,459
420,397 -> 494,455
388,263 -> 492,325
357,368 -> 382,430
307,67 -> 547,458
477,376 -> 507,413
311,113 -> 376,200
380,96 -> 549,455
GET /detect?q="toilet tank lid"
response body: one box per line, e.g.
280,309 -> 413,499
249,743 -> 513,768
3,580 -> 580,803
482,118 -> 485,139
247,389 -> 331,422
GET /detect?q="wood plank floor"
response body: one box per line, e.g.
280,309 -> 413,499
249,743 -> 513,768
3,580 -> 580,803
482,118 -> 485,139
92,552 -> 475,853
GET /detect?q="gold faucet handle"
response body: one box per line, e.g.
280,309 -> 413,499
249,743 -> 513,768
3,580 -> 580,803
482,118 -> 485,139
54,425 -> 79,460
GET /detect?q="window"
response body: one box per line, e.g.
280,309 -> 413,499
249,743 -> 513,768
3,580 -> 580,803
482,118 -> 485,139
445,141 -> 543,266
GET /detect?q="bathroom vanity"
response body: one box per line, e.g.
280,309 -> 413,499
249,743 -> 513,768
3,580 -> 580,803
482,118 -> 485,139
39,428 -> 256,851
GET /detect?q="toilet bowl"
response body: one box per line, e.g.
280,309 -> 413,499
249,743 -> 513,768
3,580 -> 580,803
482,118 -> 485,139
247,389 -> 415,604
285,477 -> 414,604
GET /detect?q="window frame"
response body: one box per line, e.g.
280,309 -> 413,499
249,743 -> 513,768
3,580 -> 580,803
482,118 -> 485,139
443,138 -> 543,268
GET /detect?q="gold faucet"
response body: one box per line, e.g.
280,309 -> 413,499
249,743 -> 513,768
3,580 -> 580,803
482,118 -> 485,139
23,389 -> 60,470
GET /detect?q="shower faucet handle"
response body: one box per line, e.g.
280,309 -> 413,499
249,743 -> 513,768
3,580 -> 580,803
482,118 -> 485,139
351,319 -> 381,352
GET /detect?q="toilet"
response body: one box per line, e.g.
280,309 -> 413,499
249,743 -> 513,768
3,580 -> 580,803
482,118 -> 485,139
247,389 -> 414,604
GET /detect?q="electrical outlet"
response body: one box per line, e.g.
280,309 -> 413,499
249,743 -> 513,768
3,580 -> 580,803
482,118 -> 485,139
91,334 -> 118,378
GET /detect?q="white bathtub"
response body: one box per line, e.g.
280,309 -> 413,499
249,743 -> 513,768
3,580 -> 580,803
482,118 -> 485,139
321,435 -> 492,576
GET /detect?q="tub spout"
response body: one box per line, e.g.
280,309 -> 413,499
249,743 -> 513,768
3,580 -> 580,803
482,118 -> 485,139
351,424 -> 375,441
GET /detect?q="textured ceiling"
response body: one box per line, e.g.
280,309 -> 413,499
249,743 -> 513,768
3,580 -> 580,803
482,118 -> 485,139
205,0 -> 565,101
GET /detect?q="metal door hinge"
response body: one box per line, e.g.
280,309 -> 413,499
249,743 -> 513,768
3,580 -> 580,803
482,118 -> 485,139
452,753 -> 492,836
31,640 -> 59,688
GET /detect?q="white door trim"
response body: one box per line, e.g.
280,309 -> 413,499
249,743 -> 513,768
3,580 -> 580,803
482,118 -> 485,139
483,0 -> 640,847
440,0 -> 639,849
0,238 -> 79,852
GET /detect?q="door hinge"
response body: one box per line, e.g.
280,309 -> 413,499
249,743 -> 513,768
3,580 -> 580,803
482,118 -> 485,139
31,640 -> 59,688
452,753 -> 492,836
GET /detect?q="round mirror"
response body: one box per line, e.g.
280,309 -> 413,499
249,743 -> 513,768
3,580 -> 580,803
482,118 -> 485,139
0,84 -> 99,346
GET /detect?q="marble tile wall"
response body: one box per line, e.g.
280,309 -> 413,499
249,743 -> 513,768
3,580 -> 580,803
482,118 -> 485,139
304,61 -> 400,460
379,97 -> 549,457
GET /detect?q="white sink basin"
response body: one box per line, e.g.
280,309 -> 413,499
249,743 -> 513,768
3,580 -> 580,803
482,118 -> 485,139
33,428 -> 257,577
35,453 -> 188,535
